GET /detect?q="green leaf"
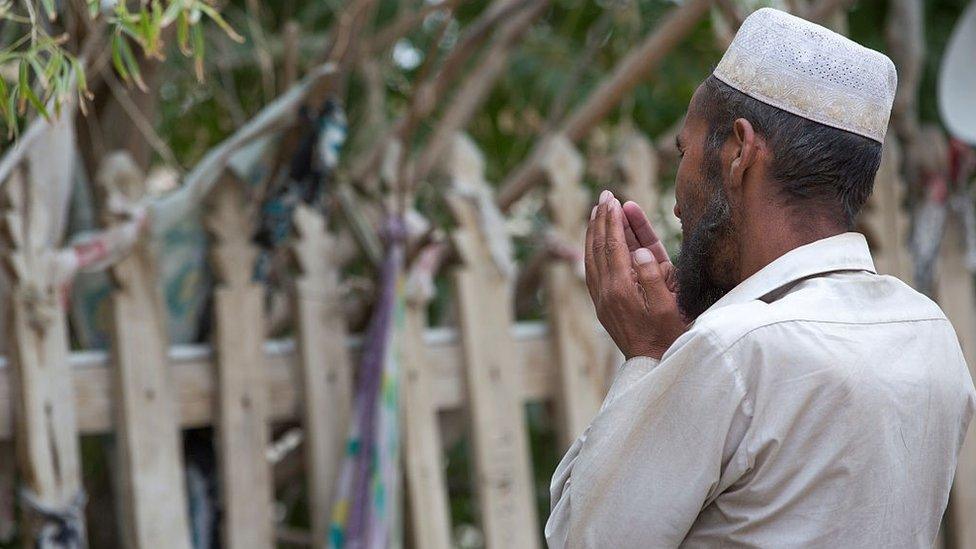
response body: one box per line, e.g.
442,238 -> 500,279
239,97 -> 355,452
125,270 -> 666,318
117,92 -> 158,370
177,11 -> 191,56
161,0 -> 184,25
21,77 -> 49,121
115,0 -> 130,19
112,34 -> 131,82
6,93 -> 18,138
150,1 -> 164,53
28,58 -> 52,106
17,60 -> 28,114
139,6 -> 152,49
196,3 -> 244,43
72,57 -> 89,98
192,22 -> 205,81
118,36 -> 147,91
43,51 -> 62,85
0,74 -> 10,121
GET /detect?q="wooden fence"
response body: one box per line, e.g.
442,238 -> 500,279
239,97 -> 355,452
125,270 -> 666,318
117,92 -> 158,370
0,131 -> 625,548
1,129 -> 975,549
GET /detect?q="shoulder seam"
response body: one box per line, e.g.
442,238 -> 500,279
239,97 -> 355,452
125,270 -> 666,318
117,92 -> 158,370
721,316 -> 950,355
707,316 -> 950,417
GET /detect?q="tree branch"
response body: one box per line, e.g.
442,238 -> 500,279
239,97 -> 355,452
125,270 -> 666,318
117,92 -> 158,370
496,0 -> 711,211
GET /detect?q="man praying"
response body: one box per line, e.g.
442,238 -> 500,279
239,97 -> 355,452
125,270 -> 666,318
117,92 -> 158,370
546,8 -> 976,548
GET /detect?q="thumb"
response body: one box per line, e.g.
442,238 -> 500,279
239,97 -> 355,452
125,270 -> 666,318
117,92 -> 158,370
632,248 -> 677,310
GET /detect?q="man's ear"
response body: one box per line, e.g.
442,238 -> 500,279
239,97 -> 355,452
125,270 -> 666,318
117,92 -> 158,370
729,118 -> 758,192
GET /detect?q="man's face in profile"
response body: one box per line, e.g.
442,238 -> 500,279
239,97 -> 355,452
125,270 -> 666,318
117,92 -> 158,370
671,85 -> 739,321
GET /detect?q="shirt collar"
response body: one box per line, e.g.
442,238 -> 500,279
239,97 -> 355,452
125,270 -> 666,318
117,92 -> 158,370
705,232 -> 877,312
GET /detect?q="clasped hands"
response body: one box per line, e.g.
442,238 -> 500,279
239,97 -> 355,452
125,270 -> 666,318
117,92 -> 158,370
585,190 -> 687,360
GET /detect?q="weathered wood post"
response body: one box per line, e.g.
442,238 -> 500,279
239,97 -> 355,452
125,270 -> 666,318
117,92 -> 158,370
540,135 -> 604,449
937,215 -> 976,549
443,133 -> 540,549
616,130 -> 661,227
401,247 -> 452,549
98,153 -> 192,548
290,204 -> 352,549
0,165 -> 87,545
206,174 -> 275,549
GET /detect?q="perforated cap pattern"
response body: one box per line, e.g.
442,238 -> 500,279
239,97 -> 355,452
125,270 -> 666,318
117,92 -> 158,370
713,8 -> 897,143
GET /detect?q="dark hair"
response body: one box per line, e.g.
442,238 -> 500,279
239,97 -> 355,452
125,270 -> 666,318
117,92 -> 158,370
698,75 -> 882,229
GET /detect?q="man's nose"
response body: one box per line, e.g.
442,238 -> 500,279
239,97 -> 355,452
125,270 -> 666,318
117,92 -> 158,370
673,202 -> 682,220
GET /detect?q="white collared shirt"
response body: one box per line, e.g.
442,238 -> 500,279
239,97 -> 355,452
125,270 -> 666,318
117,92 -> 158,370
546,233 -> 976,548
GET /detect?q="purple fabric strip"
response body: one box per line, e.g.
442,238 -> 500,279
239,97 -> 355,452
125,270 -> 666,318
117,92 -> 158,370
344,216 -> 406,547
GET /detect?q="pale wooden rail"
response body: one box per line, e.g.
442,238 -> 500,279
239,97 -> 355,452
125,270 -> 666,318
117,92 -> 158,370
0,322 -> 572,441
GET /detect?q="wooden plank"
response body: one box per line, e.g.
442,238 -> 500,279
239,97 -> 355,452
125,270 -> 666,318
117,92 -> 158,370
0,165 -> 87,544
0,323 -> 582,439
291,205 -> 352,549
401,269 -> 452,549
937,217 -> 976,549
98,153 -> 193,549
445,133 -> 539,549
541,136 -> 604,449
206,175 -> 275,549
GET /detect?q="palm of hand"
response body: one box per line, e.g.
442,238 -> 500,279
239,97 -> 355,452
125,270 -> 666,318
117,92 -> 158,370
585,192 -> 687,360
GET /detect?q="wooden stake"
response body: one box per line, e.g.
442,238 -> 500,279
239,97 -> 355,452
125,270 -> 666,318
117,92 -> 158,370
401,274 -> 453,549
540,136 -> 604,449
206,174 -> 275,549
99,154 -> 192,549
444,134 -> 539,549
291,205 -> 353,549
0,165 -> 86,545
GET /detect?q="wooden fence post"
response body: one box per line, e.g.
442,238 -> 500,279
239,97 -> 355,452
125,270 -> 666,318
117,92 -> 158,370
540,136 -> 604,449
291,204 -> 352,549
937,216 -> 976,549
616,130 -> 661,226
99,154 -> 192,548
0,165 -> 87,544
444,133 -> 540,549
861,139 -> 913,281
401,252 -> 453,549
206,174 -> 274,549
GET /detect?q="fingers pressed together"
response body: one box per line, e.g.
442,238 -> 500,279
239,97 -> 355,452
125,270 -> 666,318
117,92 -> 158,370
583,189 -> 686,359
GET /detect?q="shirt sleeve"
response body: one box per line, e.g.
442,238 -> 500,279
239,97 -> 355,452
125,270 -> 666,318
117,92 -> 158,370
545,329 -> 752,548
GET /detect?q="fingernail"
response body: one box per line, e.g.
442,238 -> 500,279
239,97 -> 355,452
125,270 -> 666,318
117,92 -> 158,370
611,198 -> 621,212
633,247 -> 653,265
599,190 -> 612,205
590,205 -> 598,220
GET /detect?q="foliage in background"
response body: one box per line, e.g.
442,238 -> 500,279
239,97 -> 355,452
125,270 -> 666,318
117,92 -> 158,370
0,0 -> 240,137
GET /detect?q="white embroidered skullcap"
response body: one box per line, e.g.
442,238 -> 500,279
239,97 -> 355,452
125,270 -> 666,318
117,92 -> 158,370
713,7 -> 897,143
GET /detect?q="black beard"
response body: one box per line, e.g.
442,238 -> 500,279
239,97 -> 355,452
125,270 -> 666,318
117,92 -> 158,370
675,188 -> 734,321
